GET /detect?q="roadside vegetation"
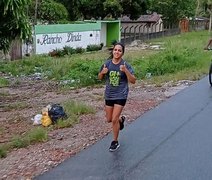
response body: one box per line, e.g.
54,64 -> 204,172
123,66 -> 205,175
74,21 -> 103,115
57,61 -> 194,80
0,30 -> 211,158
0,31 -> 211,88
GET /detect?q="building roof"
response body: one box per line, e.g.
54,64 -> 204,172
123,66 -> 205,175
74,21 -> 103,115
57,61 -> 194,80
120,12 -> 161,23
137,12 -> 161,23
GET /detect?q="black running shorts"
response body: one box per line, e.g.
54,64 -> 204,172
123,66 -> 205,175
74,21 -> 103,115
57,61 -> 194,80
105,99 -> 127,107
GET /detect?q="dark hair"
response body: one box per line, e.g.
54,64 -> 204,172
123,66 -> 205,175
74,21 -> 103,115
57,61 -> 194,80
113,42 -> 125,54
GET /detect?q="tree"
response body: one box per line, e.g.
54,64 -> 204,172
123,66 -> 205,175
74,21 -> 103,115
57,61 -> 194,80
56,0 -> 82,21
58,0 -> 149,20
78,0 -> 105,20
29,0 -> 69,24
204,0 -> 212,32
121,0 -> 149,20
103,0 -> 123,19
149,0 -> 196,26
0,0 -> 31,54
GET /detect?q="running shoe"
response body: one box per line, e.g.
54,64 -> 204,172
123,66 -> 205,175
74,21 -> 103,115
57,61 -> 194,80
119,116 -> 126,130
109,141 -> 120,152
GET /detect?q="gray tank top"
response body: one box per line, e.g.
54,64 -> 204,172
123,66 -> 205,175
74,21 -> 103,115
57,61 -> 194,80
99,59 -> 135,100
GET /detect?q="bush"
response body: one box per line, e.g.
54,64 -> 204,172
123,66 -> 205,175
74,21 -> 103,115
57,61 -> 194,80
63,46 -> 76,55
49,44 -> 103,57
63,60 -> 102,87
75,47 -> 85,54
146,48 -> 198,76
49,49 -> 65,57
87,44 -> 103,52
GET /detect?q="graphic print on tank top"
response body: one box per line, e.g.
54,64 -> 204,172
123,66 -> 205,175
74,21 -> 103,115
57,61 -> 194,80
109,71 -> 120,86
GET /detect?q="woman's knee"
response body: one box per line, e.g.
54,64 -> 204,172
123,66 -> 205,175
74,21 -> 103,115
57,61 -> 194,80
112,117 -> 119,125
105,114 -> 112,123
106,118 -> 112,123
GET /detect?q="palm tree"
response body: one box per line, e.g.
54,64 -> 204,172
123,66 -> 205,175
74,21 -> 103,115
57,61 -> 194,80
0,0 -> 31,55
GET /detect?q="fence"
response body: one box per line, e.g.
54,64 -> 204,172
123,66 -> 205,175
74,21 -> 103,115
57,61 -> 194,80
121,20 -> 208,45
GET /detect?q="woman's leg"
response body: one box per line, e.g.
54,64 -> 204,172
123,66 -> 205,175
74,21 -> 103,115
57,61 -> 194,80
111,104 -> 124,141
105,105 -> 113,123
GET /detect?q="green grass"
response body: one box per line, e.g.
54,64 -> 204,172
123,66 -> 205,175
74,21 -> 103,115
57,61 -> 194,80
1,30 -> 211,87
0,90 -> 10,97
0,146 -> 7,158
11,127 -> 48,149
53,100 -> 95,129
0,127 -> 48,158
2,102 -> 29,111
64,100 -> 95,115
0,77 -> 9,87
134,31 -> 211,83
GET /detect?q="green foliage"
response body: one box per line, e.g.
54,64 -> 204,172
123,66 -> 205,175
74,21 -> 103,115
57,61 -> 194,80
11,136 -> 30,148
77,0 -> 105,19
149,0 -> 196,25
131,58 -> 148,78
146,47 -> 198,76
11,127 -> 48,149
0,56 -> 51,76
62,46 -> 76,55
87,44 -> 103,52
63,100 -> 95,115
103,0 -> 123,19
0,31 -> 211,87
0,0 -> 31,53
2,102 -> 29,111
75,47 -> 85,54
121,0 -> 148,20
64,60 -> 103,87
0,146 -> 7,158
58,0 -> 149,20
37,0 -> 69,24
53,100 -> 95,129
27,127 -> 48,143
57,0 -> 82,21
49,44 -> 102,57
0,77 -> 9,87
49,49 -> 66,57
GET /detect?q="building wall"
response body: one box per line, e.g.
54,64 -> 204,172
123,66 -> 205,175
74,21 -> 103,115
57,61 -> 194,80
100,23 -> 107,46
34,23 -> 101,54
106,22 -> 120,46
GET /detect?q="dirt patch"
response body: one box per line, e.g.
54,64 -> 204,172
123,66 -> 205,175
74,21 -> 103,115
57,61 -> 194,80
0,75 -> 195,179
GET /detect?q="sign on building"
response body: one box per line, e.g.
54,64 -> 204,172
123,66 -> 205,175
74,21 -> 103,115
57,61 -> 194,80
34,23 -> 101,54
34,21 -> 121,54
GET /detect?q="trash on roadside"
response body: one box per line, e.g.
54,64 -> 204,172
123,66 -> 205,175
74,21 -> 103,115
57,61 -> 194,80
145,73 -> 152,79
48,104 -> 67,124
41,107 -> 52,127
31,104 -> 67,126
31,114 -> 42,125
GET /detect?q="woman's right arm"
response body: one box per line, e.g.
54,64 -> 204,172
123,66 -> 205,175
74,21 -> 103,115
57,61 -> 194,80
98,71 -> 104,80
98,64 -> 108,80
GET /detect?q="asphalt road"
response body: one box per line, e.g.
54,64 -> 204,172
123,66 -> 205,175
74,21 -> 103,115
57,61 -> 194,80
36,76 -> 212,180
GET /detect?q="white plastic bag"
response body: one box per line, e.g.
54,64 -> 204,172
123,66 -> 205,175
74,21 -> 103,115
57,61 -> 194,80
31,114 -> 42,125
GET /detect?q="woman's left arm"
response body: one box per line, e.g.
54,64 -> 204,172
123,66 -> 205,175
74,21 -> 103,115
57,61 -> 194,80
120,63 -> 136,84
124,68 -> 136,84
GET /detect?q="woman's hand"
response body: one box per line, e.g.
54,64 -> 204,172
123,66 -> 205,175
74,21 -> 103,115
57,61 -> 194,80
120,63 -> 127,72
101,64 -> 108,75
98,64 -> 108,80
120,62 -> 136,84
